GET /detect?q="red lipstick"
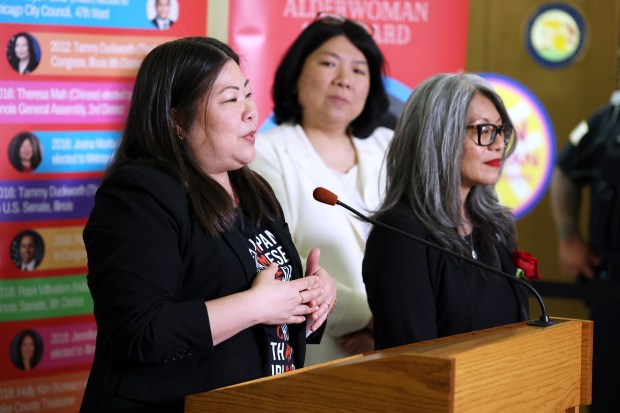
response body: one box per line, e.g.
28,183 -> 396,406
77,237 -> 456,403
485,159 -> 501,168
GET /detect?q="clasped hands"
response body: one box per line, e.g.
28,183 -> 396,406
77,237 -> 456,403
250,248 -> 336,334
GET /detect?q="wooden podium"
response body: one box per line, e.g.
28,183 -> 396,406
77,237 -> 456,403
185,318 -> 592,413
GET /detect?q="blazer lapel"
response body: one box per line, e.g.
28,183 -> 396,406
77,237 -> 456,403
222,230 -> 256,283
265,217 -> 303,280
285,125 -> 372,247
354,138 -> 386,210
221,208 -> 303,283
286,124 -> 343,195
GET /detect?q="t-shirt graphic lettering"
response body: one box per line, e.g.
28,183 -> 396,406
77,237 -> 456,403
246,227 -> 296,375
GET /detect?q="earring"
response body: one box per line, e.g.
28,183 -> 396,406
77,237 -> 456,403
174,126 -> 184,141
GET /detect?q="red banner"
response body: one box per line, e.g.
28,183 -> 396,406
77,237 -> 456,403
229,0 -> 470,127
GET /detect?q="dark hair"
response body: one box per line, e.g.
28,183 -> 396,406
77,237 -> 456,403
11,329 -> 43,370
7,132 -> 42,172
107,37 -> 279,235
7,32 -> 40,74
377,73 -> 517,267
272,19 -> 389,138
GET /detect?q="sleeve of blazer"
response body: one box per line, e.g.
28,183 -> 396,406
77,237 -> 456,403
362,206 -> 439,350
84,165 -> 213,365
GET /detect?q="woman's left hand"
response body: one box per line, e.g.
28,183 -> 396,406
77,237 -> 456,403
304,248 -> 336,334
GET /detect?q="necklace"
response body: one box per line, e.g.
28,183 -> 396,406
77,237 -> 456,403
467,233 -> 478,260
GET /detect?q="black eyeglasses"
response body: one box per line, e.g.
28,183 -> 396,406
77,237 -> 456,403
466,123 -> 514,146
314,11 -> 375,37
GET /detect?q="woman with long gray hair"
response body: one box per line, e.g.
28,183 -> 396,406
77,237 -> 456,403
362,73 -> 530,350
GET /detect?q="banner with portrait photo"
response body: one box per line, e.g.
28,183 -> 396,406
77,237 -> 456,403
228,0 -> 470,129
0,1 -> 207,411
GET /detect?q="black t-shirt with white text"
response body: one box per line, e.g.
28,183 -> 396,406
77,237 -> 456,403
238,213 -> 296,375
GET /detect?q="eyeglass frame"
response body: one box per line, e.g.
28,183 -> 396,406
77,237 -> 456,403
314,11 -> 375,37
466,123 -> 514,147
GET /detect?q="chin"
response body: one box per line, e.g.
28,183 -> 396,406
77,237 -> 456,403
482,178 -> 501,186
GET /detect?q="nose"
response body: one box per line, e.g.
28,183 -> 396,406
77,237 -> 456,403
489,131 -> 506,152
334,78 -> 350,88
244,99 -> 258,122
333,68 -> 350,89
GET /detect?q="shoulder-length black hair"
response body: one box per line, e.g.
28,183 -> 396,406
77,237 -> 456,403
7,32 -> 40,74
12,329 -> 43,370
107,36 -> 279,235
272,19 -> 389,138
8,131 -> 42,171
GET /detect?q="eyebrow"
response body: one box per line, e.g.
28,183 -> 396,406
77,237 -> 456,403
471,115 -> 503,124
318,51 -> 368,65
217,79 -> 250,94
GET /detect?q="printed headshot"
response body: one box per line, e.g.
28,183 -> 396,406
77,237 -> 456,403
6,32 -> 41,75
10,329 -> 44,371
146,0 -> 179,30
7,131 -> 43,173
11,230 -> 45,272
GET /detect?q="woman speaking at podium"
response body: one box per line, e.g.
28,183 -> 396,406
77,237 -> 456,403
80,37 -> 335,413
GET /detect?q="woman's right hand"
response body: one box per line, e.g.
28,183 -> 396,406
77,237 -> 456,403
559,236 -> 601,280
249,263 -> 322,325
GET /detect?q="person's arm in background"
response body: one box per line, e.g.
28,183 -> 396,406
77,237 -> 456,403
336,318 -> 373,355
550,166 -> 601,279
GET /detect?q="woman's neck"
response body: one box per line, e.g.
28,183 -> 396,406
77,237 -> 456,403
208,172 -> 238,206
301,125 -> 357,173
19,59 -> 29,73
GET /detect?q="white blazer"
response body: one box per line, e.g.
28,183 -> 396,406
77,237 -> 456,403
251,123 -> 393,365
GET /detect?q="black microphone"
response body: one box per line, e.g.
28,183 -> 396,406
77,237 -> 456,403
312,187 -> 556,327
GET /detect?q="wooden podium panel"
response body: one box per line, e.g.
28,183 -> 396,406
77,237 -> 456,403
185,318 -> 592,413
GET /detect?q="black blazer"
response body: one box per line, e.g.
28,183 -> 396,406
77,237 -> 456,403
363,202 -> 530,351
80,165 -> 313,413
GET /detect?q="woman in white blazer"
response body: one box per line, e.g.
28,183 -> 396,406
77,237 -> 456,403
252,13 -> 393,365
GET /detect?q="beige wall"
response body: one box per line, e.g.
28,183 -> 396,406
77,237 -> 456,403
468,0 -> 620,319
207,1 -> 229,41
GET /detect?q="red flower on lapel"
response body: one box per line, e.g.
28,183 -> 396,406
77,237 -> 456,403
511,250 -> 541,281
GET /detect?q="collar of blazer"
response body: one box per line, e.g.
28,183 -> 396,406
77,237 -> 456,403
285,124 -> 383,209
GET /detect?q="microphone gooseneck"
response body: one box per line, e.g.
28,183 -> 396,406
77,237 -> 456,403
312,187 -> 556,328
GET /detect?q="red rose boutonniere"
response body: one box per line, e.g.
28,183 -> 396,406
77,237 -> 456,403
511,250 -> 541,281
